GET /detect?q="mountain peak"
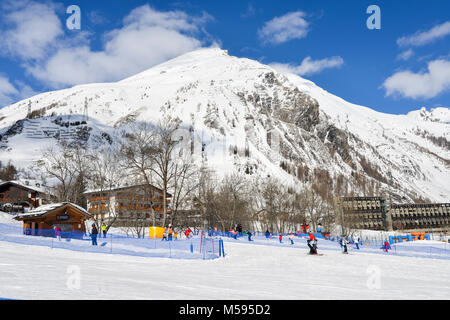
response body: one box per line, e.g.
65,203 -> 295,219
407,106 -> 450,123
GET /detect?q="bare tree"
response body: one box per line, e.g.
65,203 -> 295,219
87,145 -> 129,231
169,151 -> 199,226
118,122 -> 160,226
37,141 -> 92,206
146,117 -> 182,227
299,185 -> 332,233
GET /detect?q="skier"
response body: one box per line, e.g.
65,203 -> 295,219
382,241 -> 391,253
184,228 -> 192,239
162,229 -> 168,241
342,237 -> 348,254
289,232 -> 295,245
101,223 -> 107,238
168,225 -> 174,241
54,226 -> 62,241
237,224 -> 243,236
91,224 -> 98,246
355,235 -> 361,250
265,229 -> 270,239
307,232 -> 318,255
247,230 -> 253,241
279,234 -> 283,243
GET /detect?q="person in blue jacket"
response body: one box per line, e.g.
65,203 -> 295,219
91,224 -> 98,246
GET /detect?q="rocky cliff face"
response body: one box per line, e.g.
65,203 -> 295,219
0,48 -> 448,202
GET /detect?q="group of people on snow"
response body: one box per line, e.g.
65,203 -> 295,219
83,222 -> 391,256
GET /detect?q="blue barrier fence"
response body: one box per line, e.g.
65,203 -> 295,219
217,231 -> 450,260
207,230 -> 326,240
0,223 -> 223,260
2,222 -> 448,261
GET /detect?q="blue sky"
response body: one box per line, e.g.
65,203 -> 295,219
0,0 -> 449,115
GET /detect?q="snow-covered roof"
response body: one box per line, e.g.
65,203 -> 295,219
15,202 -> 91,219
0,180 -> 49,194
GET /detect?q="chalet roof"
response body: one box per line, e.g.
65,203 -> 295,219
14,202 -> 91,220
84,183 -> 172,197
0,180 -> 49,194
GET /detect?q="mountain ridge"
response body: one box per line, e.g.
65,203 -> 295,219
0,48 -> 448,202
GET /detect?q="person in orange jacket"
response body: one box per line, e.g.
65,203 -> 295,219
307,231 -> 318,254
168,225 -> 174,241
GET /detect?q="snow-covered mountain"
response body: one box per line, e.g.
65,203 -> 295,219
0,48 -> 449,202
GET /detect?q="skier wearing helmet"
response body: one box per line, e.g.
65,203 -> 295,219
307,231 -> 318,255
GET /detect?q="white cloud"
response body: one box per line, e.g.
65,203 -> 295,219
383,59 -> 450,99
0,2 -> 214,89
397,21 -> 450,47
258,11 -> 309,45
0,76 -> 19,106
397,49 -> 414,61
0,0 -> 63,60
0,76 -> 37,107
270,56 -> 344,76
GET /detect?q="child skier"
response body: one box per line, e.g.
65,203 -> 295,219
289,232 -> 294,245
307,231 -> 318,255
382,241 -> 391,252
279,234 -> 283,243
184,228 -> 192,239
342,237 -> 348,254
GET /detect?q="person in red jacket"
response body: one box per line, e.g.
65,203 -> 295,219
307,231 -> 318,255
184,228 -> 191,239
279,234 -> 283,243
54,226 -> 62,241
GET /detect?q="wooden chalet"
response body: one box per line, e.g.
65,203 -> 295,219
14,202 -> 91,237
84,184 -> 172,226
0,180 -> 52,212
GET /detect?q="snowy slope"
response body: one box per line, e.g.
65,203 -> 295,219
0,48 -> 448,202
0,236 -> 449,299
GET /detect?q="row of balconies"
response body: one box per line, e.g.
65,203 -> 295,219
353,221 -> 384,229
390,208 -> 449,217
393,217 -> 449,225
342,201 -> 382,210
